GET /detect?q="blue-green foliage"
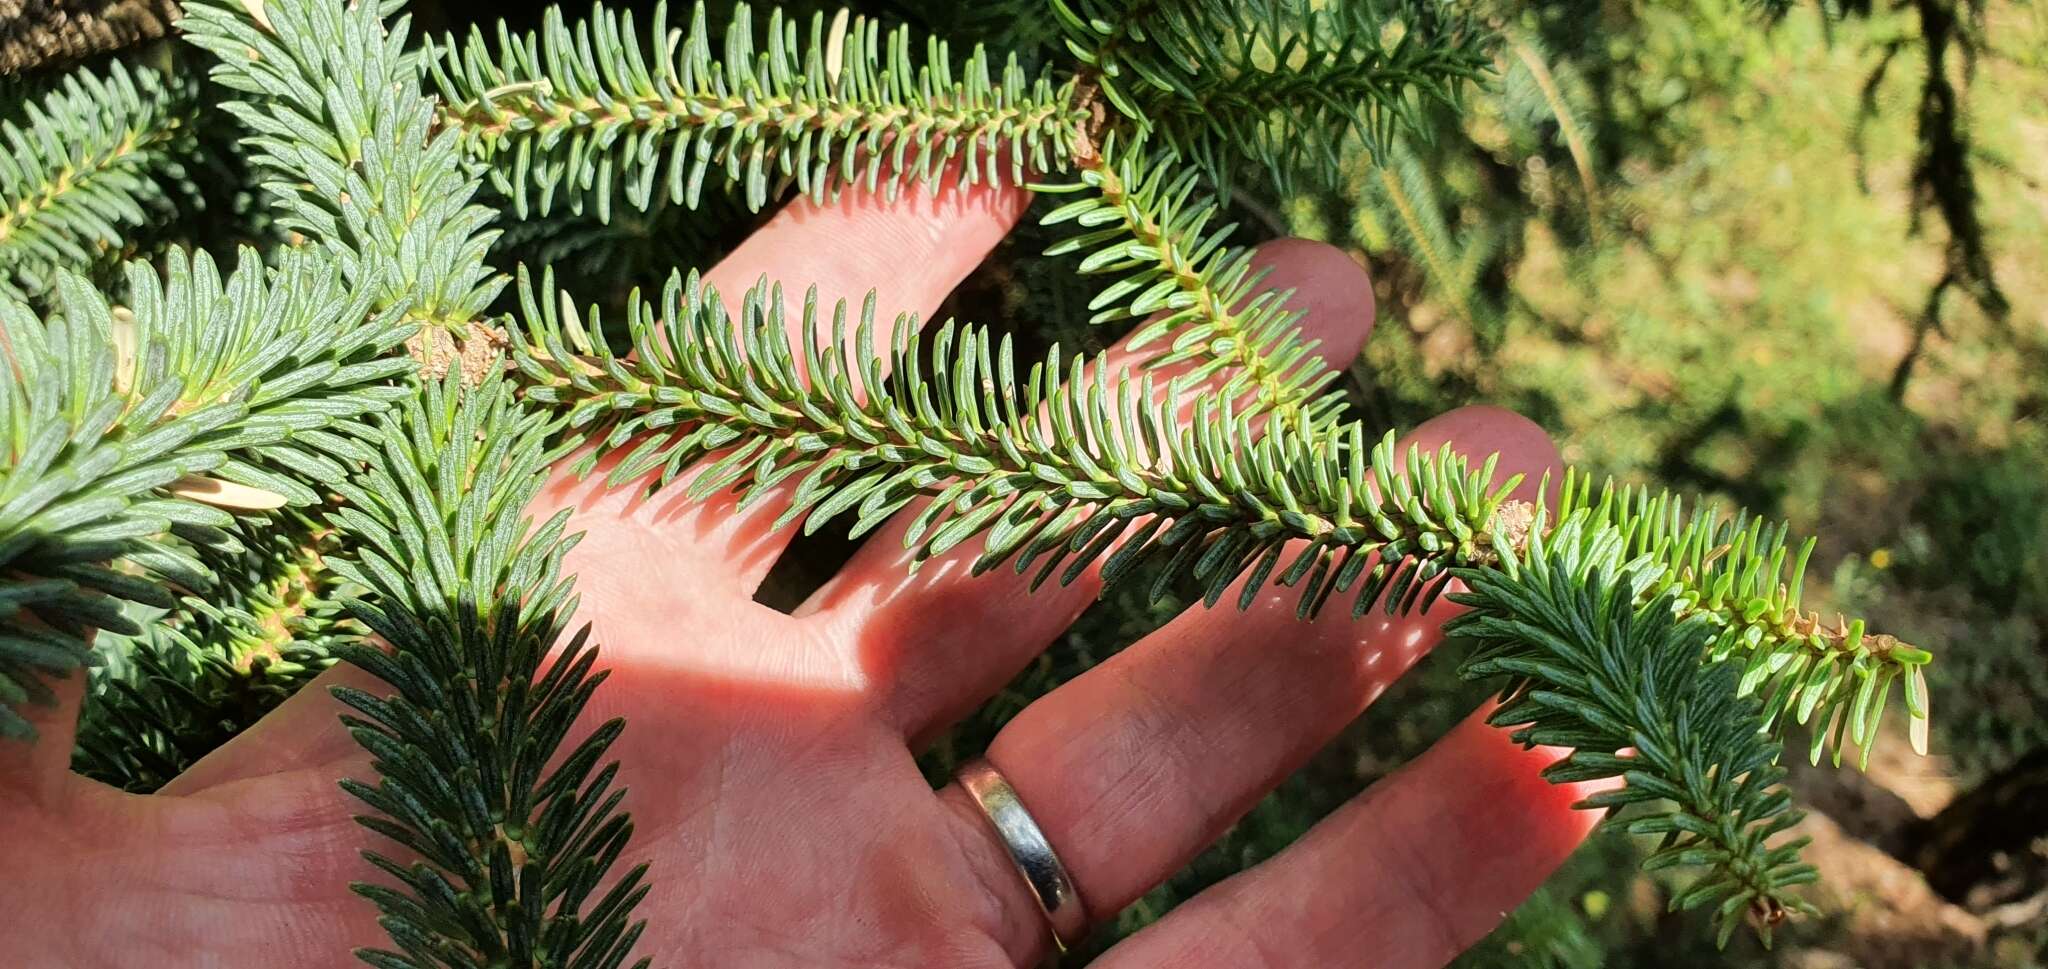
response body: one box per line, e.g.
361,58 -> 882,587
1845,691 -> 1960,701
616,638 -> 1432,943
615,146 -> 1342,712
0,249 -> 410,739
0,59 -> 198,302
428,0 -> 1087,219
0,0 -> 1951,960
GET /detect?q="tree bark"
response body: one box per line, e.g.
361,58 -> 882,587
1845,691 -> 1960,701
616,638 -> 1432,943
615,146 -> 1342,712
1,0 -> 181,75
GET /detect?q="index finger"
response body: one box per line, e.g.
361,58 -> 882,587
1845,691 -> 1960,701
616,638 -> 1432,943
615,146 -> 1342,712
537,172 -> 1031,606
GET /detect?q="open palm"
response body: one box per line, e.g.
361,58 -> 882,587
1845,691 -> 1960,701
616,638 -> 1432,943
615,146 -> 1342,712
1,179 -> 1609,969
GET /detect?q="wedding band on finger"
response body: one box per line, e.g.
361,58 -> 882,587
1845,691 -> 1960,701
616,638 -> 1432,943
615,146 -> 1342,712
954,758 -> 1089,953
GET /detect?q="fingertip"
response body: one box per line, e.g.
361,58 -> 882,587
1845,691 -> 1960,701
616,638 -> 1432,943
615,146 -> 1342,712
0,670 -> 86,801
707,169 -> 1030,329
1367,704 -> 1611,914
1403,405 -> 1563,504
822,174 -> 1030,253
1247,238 -> 1376,366
1438,703 -> 1615,843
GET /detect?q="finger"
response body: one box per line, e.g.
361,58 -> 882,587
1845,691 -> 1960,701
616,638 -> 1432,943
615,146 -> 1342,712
938,407 -> 1557,962
0,667 -> 85,803
703,174 -> 1028,342
541,172 -> 1030,600
155,661 -> 384,795
809,239 -> 1379,739
1094,706 -> 1613,969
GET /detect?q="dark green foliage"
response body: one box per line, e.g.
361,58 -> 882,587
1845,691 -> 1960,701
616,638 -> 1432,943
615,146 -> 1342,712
325,373 -> 650,969
0,0 -> 1964,960
1454,510 -> 1821,948
73,511 -> 353,791
173,0 -> 656,961
1051,0 -> 1489,195
883,0 -> 1069,69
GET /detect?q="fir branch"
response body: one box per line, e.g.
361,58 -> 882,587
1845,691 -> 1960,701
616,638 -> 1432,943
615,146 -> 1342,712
0,247 -> 412,739
1051,0 -> 1491,195
180,0 -> 504,346
510,268 -> 1499,616
178,0 -> 656,959
324,370 -> 651,969
1501,31 -> 1598,226
426,0 -> 1088,221
0,58 -> 197,303
507,267 -> 1926,931
1451,511 -> 1820,947
1044,0 -> 1163,122
72,510 -> 353,791
1547,471 -> 1935,767
508,268 -> 1923,703
1368,135 -> 1485,329
1036,134 -> 1344,424
0,0 -> 1943,953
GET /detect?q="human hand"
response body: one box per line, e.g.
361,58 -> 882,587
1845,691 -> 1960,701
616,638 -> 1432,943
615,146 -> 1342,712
0,177 -> 1610,968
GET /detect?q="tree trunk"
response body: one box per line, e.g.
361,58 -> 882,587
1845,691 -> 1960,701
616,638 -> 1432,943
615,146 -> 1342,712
1,0 -> 181,74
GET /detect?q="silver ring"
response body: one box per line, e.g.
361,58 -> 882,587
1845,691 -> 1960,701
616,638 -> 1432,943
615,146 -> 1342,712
955,758 -> 1088,952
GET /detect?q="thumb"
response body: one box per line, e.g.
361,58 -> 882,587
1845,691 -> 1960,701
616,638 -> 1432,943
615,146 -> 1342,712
156,660 -> 381,794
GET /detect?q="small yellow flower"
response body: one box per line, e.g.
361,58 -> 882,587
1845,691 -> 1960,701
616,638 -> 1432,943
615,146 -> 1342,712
1870,548 -> 1893,569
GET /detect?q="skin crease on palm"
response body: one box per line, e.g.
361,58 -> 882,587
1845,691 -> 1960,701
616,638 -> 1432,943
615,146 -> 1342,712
0,174 -> 1622,969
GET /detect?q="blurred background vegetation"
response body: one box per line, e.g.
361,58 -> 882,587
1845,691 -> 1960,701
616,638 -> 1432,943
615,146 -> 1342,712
8,0 -> 2042,964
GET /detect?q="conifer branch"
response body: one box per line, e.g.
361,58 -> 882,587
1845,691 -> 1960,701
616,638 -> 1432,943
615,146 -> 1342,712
507,268 -> 1927,703
73,510 -> 354,791
1037,134 -> 1344,424
0,248 -> 413,738
1452,513 -> 1820,947
1546,471 -> 1935,767
1502,32 -> 1598,225
426,0 -> 1088,221
0,0 -> 1945,953
174,0 -> 653,960
507,267 -> 1928,936
1370,136 -> 1484,328
1051,0 -> 1491,194
1,59 -> 198,302
180,0 -> 504,348
325,371 -> 651,969
511,268 -> 1494,614
1046,0 -> 1156,122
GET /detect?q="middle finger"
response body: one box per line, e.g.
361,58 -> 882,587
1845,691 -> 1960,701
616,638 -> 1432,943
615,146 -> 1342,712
807,239 -> 1380,740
